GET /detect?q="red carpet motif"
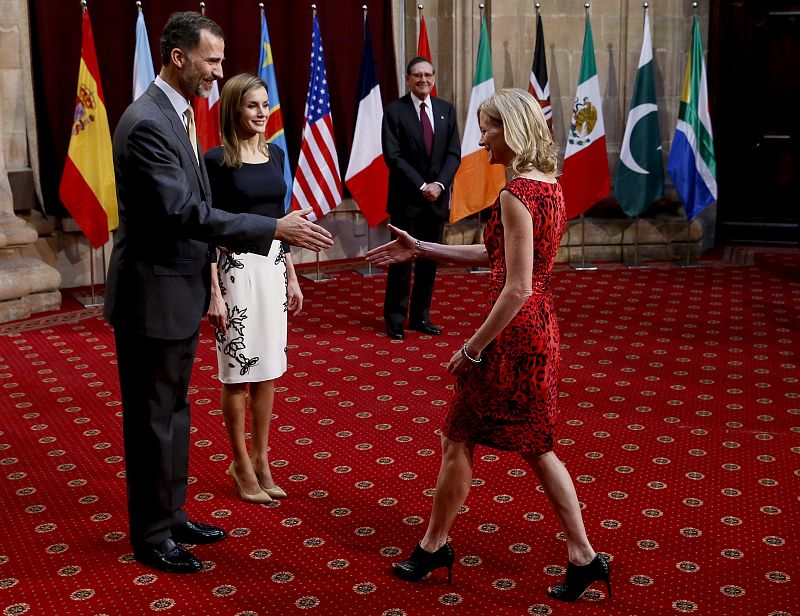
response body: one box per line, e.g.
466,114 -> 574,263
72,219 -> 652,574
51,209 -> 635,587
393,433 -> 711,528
1,252 -> 798,615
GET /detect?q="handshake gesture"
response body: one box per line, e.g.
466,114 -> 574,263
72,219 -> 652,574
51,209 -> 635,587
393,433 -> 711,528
365,224 -> 419,266
275,208 -> 334,252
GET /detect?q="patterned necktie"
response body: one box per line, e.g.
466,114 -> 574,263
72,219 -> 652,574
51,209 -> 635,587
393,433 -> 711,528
420,102 -> 433,156
184,107 -> 199,162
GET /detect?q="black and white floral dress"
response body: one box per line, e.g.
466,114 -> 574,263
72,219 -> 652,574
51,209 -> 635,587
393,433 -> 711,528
205,144 -> 289,384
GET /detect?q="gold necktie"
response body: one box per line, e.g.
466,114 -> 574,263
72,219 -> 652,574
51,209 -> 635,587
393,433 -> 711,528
184,107 -> 198,162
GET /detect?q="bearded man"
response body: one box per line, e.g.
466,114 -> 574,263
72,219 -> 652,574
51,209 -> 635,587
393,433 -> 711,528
105,11 -> 332,573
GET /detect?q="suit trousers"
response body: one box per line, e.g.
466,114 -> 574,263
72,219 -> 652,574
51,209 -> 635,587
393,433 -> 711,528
114,328 -> 198,548
384,206 -> 445,326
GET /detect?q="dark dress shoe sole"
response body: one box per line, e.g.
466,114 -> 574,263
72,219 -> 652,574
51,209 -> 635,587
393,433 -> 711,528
171,522 -> 227,545
133,550 -> 202,574
409,323 -> 442,335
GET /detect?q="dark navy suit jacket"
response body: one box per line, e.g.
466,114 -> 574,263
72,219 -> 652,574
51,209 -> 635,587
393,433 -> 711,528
381,93 -> 461,220
105,82 -> 276,340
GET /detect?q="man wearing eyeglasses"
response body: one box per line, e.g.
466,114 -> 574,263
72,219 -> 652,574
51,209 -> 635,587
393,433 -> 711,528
381,57 -> 461,341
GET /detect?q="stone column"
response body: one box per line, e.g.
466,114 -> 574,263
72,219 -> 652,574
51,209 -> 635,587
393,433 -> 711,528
0,0 -> 61,322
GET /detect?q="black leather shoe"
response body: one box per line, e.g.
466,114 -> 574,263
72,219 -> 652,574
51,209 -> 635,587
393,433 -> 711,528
133,538 -> 202,574
409,320 -> 442,335
548,554 -> 612,602
393,542 -> 455,583
171,520 -> 227,545
386,323 -> 404,340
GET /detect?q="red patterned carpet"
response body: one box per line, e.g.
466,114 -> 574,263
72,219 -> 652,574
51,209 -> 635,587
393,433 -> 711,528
1,252 -> 798,615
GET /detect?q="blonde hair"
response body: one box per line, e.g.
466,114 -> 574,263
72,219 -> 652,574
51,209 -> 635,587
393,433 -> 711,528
478,88 -> 558,175
219,73 -> 269,168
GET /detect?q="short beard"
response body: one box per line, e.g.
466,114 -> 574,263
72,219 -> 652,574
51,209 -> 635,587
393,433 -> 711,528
183,59 -> 211,99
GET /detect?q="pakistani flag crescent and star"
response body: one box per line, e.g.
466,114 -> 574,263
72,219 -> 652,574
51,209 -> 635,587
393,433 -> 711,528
614,8 -> 664,218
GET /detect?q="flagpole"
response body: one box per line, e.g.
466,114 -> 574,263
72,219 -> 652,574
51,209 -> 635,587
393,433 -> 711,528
675,1 -> 702,268
299,4 -> 332,284
70,0 -> 103,308
351,3 -> 380,279
418,3 -> 423,43
568,3 -> 599,273
624,2 -> 650,270
676,216 -> 701,267
464,4 -> 492,275
624,215 -> 650,268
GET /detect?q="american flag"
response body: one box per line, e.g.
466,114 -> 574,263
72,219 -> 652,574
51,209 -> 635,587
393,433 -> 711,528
291,13 -> 342,221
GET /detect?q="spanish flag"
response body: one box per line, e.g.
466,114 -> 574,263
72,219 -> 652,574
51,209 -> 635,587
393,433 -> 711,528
59,8 -> 118,249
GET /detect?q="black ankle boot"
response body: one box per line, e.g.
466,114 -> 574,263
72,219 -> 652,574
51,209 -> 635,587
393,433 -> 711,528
393,542 -> 455,583
548,553 -> 611,602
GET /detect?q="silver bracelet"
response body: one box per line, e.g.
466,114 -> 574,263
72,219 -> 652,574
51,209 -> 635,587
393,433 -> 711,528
414,238 -> 421,258
461,342 -> 482,364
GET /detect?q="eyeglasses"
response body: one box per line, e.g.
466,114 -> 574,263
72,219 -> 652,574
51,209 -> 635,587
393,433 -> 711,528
409,72 -> 434,79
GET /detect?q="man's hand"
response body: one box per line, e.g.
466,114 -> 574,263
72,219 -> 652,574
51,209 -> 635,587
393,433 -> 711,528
422,183 -> 442,202
275,208 -> 335,252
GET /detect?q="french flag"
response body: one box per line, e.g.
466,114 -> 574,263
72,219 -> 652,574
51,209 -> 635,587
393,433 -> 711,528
344,16 -> 388,228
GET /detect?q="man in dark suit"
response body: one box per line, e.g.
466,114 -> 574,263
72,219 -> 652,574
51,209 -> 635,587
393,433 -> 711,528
105,12 -> 333,574
381,57 -> 461,340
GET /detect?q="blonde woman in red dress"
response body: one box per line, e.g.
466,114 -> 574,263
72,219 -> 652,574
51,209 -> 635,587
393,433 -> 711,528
367,88 -> 611,602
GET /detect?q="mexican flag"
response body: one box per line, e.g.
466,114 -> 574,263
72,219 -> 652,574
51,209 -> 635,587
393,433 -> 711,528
667,15 -> 717,220
449,13 -> 506,223
561,12 -> 610,220
615,9 -> 664,217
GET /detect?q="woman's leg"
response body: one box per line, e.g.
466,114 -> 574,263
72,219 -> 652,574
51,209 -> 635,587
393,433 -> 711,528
221,382 -> 262,495
521,450 -> 595,565
247,379 -> 277,489
419,436 -> 476,552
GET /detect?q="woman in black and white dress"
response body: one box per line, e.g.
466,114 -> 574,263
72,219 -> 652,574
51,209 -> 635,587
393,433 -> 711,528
206,74 -> 302,504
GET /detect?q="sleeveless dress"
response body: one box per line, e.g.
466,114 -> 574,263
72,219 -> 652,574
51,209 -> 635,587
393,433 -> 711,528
205,145 -> 289,384
442,176 -> 567,453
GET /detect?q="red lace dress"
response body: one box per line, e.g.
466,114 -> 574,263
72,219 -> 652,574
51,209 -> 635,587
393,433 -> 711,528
442,176 -> 567,453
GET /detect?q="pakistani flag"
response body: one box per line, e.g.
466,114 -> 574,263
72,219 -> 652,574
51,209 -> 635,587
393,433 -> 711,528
615,9 -> 664,217
560,12 -> 610,220
667,15 -> 717,220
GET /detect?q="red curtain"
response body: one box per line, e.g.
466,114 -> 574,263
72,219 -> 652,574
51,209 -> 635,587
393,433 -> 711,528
30,0 -> 398,215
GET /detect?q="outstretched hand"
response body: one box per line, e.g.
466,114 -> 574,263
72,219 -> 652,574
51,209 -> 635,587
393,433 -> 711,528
365,224 -> 418,267
275,208 -> 335,252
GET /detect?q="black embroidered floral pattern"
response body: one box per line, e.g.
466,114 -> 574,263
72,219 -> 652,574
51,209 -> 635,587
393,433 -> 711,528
216,260 -> 260,376
274,247 -> 289,313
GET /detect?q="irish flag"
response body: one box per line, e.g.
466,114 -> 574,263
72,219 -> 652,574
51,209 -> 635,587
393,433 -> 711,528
449,12 -> 505,224
344,16 -> 388,227
667,15 -> 717,220
59,8 -> 117,248
561,12 -> 610,220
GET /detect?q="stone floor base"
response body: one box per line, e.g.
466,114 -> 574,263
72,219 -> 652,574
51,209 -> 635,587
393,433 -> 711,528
0,255 -> 62,324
